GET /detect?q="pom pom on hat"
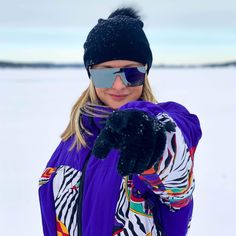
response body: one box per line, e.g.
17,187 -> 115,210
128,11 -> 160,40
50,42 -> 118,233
108,7 -> 141,20
83,7 -> 153,76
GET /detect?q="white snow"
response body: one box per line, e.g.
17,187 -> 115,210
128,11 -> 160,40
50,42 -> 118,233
0,67 -> 235,235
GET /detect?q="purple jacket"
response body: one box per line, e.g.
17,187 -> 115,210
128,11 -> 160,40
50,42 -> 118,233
39,100 -> 202,236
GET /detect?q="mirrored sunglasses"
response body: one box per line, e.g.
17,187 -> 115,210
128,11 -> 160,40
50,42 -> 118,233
89,66 -> 147,88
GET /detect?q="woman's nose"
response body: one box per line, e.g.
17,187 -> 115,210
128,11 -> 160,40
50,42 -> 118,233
112,75 -> 126,89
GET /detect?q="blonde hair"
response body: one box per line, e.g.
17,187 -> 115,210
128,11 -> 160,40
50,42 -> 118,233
60,75 -> 157,151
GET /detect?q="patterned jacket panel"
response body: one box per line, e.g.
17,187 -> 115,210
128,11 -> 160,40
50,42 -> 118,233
112,112 -> 196,235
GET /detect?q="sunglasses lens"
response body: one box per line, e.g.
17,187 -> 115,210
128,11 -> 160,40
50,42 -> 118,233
123,67 -> 146,87
90,68 -> 115,88
89,66 -> 146,88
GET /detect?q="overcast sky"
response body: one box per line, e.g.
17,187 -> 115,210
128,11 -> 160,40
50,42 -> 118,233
0,0 -> 235,64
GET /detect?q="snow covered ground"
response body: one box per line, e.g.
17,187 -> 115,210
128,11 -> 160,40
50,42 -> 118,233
0,67 -> 235,235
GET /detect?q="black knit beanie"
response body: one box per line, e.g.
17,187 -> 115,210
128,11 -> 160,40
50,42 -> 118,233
83,7 -> 153,76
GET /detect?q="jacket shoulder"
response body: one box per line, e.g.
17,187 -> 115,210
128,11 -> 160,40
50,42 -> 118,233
45,135 -> 79,169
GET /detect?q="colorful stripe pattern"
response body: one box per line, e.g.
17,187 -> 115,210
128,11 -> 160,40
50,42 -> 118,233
139,113 -> 195,210
112,112 -> 196,235
56,217 -> 69,236
39,167 -> 56,186
113,176 -> 158,236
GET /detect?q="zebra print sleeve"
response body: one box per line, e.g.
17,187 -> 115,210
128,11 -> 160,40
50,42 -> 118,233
38,140 -> 65,236
138,112 -> 197,210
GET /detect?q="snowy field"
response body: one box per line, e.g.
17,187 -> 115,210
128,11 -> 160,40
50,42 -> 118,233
0,67 -> 235,235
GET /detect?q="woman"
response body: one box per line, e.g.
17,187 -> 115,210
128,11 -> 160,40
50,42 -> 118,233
39,7 -> 202,236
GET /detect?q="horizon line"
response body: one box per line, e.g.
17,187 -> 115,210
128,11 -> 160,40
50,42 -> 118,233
0,60 -> 235,68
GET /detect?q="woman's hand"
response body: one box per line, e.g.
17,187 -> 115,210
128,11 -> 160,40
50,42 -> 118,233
92,109 -> 175,176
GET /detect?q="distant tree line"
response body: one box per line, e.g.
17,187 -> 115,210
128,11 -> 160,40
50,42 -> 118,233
0,61 -> 235,68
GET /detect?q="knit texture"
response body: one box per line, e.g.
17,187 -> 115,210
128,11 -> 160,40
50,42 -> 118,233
83,7 -> 153,76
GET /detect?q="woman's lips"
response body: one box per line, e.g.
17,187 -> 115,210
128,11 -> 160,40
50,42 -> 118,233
108,94 -> 129,101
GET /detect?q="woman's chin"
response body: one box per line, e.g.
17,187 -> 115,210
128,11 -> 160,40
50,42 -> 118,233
105,97 -> 135,109
107,101 -> 126,110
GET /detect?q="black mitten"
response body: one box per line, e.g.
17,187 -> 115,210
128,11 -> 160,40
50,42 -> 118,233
92,109 -> 176,176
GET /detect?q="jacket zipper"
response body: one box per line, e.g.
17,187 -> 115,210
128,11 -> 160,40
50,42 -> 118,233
77,151 -> 91,236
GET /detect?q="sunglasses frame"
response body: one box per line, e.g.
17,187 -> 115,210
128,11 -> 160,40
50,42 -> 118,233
88,64 -> 148,88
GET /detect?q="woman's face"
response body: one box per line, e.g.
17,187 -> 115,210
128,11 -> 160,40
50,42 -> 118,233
92,60 -> 144,109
